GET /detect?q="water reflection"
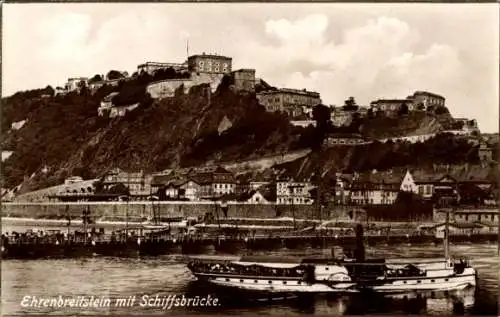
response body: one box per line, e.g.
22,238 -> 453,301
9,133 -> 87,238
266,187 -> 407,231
2,243 -> 498,316
184,280 -> 477,316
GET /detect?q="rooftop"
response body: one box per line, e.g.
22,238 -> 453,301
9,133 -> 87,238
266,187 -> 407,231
413,91 -> 445,99
188,53 -> 232,60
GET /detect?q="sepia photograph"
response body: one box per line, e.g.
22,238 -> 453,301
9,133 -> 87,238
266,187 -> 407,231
1,2 -> 499,316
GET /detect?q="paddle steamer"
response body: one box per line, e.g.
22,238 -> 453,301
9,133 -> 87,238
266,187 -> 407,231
188,216 -> 477,294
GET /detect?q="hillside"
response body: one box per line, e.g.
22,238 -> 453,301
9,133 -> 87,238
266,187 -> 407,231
2,80 -> 494,194
359,111 -> 449,138
1,83 -> 303,192
273,132 -> 492,183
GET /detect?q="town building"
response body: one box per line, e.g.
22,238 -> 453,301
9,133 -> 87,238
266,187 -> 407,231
413,169 -> 494,204
65,77 -> 88,92
12,179 -> 97,203
452,207 -> 498,225
378,133 -> 437,144
151,176 -> 201,201
97,92 -> 139,118
89,78 -> 124,92
101,168 -> 153,199
276,178 -> 314,205
231,69 -> 256,92
478,142 -> 493,162
324,133 -> 372,147
187,53 -> 232,74
64,176 -> 84,185
190,166 -> 236,200
257,88 -> 321,118
137,62 -> 188,75
370,99 -> 413,117
348,170 -> 417,205
55,87 -> 67,96
98,92 -> 119,116
290,120 -> 316,128
333,173 -> 353,205
411,91 -> 445,110
370,91 -> 445,116
109,104 -> 140,118
241,187 -> 276,204
330,107 -> 354,127
249,181 -> 271,191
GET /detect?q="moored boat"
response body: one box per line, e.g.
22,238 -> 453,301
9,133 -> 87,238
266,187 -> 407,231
187,255 -> 476,294
187,210 -> 477,294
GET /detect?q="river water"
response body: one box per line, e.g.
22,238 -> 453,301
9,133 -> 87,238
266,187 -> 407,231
1,243 -> 498,316
1,219 -> 499,316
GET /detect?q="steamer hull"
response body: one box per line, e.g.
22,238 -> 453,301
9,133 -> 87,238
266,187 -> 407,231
188,256 -> 477,294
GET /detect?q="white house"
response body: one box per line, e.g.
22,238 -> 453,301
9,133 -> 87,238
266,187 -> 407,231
246,191 -> 271,204
348,169 -> 416,205
276,179 -> 314,205
399,170 -> 418,193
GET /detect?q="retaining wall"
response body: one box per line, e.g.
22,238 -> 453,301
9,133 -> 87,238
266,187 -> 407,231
1,202 -> 366,222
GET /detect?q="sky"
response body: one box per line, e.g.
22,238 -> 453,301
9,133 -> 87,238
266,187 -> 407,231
3,3 -> 499,132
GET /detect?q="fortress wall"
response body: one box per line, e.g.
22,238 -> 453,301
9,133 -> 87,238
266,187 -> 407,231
1,202 -> 365,222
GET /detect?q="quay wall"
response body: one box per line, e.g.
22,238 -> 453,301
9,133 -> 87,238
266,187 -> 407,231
1,202 -> 367,222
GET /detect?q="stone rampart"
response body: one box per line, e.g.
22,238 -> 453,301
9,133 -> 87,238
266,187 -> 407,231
1,202 -> 365,222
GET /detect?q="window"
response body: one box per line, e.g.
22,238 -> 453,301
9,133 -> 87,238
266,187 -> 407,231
268,281 -> 272,284
431,279 -> 435,283
254,280 -> 258,283
417,280 -> 421,284
225,278 -> 230,282
215,67 -> 220,72
240,279 -> 244,283
283,281 -> 287,285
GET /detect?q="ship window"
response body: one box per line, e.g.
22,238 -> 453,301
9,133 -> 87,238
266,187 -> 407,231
445,278 -> 449,282
254,280 -> 258,283
431,279 -> 435,283
298,281 -> 302,285
325,267 -> 329,271
283,281 -> 287,285
225,278 -> 230,282
240,279 -> 244,283
403,281 -> 407,284
268,281 -> 272,284
417,280 -> 422,284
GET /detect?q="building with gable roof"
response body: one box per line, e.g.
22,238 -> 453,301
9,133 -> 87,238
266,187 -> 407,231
348,169 -> 416,205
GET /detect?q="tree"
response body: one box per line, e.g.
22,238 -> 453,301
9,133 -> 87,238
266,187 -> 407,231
342,96 -> 359,111
107,183 -> 130,196
367,108 -> 374,119
106,70 -> 125,80
398,103 -> 409,116
312,104 -> 331,127
43,85 -> 55,96
434,106 -> 449,115
310,104 -> 333,150
89,74 -> 103,83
